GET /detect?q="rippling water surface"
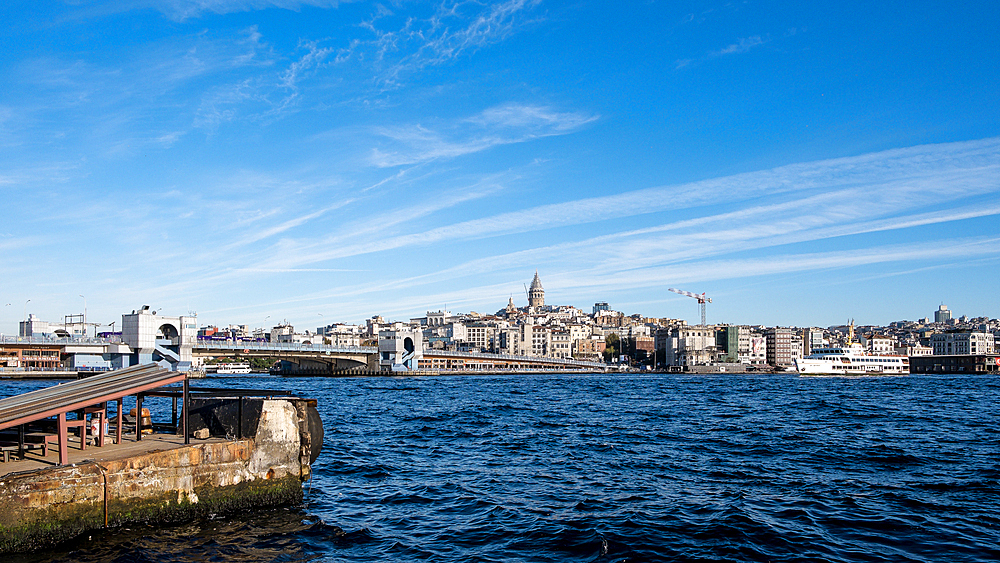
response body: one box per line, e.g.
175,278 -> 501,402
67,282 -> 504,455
4,373 -> 1000,562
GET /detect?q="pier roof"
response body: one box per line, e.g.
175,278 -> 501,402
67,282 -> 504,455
0,364 -> 186,431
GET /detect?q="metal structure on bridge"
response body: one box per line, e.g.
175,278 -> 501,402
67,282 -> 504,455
193,340 -> 378,373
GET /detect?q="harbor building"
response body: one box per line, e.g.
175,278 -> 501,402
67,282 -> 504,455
910,354 -> 1000,374
0,342 -> 62,369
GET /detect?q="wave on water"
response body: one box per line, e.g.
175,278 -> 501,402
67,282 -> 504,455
6,373 -> 1000,562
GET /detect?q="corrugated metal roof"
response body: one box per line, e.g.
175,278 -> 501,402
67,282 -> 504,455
0,364 -> 185,430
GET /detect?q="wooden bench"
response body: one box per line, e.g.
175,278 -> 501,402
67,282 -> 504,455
0,440 -> 47,462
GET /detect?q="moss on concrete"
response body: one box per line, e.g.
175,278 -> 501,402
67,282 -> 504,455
0,397 -> 316,555
0,472 -> 303,554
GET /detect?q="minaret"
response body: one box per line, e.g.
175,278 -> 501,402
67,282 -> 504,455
506,296 -> 517,315
528,271 -> 545,308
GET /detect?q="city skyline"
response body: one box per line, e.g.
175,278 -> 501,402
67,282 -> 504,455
1,1 -> 998,334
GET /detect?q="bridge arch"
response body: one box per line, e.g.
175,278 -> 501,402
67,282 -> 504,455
157,323 -> 179,339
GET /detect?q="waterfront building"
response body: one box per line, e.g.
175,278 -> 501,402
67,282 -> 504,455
0,342 -> 62,369
327,332 -> 362,347
910,354 -> 1000,374
365,316 -> 387,338
316,322 -> 363,346
745,333 -> 767,365
716,326 -> 740,363
529,323 -> 551,357
731,326 -> 765,364
566,323 -> 592,357
664,326 -> 718,366
499,321 -> 539,357
765,327 -> 794,367
270,322 -> 295,342
410,310 -> 460,327
199,324 -> 252,341
930,331 -> 995,355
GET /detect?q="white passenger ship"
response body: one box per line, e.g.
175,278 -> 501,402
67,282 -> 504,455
794,322 -> 909,376
210,363 -> 252,374
794,343 -> 909,376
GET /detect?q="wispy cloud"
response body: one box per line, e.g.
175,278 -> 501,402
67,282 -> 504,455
361,136 -> 999,247
97,0 -> 347,22
712,35 -> 767,56
240,137 -> 1000,288
346,0 -> 543,90
370,103 -> 598,167
677,32 -> 782,69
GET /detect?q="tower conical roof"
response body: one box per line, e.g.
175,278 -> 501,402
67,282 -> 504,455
530,271 -> 543,290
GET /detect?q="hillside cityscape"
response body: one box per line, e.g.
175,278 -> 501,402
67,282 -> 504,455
7,272 -> 998,373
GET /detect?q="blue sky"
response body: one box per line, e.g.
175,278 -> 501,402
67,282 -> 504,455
1,0 -> 998,334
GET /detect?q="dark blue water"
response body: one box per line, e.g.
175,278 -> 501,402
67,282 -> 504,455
4,373 -> 1000,562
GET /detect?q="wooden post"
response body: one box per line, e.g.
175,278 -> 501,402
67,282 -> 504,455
183,377 -> 189,445
116,398 -> 123,444
57,412 -> 68,466
136,394 -> 143,442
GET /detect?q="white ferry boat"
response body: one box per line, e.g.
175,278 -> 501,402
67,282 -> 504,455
211,363 -> 252,375
794,343 -> 909,376
795,321 -> 909,376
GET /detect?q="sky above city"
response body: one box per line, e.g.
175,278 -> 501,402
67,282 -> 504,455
1,0 -> 998,334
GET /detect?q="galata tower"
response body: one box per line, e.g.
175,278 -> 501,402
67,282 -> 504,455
528,271 -> 545,308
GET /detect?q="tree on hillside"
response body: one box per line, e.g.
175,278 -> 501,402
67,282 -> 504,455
604,333 -> 620,362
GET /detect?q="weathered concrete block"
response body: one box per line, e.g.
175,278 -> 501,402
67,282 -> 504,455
0,398 -> 320,555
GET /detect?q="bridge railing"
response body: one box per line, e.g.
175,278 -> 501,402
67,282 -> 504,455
423,349 -> 608,368
194,341 -> 377,354
0,335 -> 117,345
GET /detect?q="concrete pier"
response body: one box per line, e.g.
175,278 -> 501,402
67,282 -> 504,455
0,398 -> 321,554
